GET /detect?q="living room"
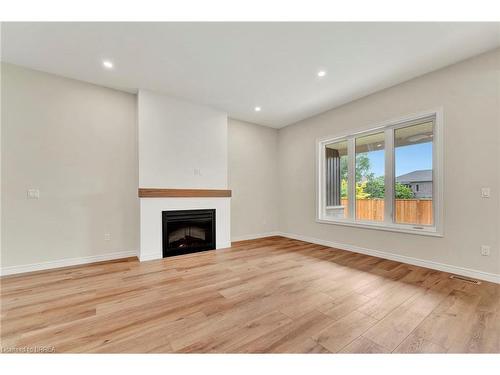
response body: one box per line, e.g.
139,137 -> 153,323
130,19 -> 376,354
1,1 -> 499,373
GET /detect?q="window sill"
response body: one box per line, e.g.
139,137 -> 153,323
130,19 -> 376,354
316,217 -> 443,237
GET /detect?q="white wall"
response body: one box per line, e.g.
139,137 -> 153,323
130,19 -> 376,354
1,63 -> 139,271
137,90 -> 230,260
278,49 -> 500,279
138,90 -> 228,189
228,119 -> 279,240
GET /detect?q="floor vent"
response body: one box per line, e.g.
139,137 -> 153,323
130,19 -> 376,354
450,275 -> 481,284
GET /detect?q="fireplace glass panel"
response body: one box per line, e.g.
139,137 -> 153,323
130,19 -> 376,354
162,209 -> 216,257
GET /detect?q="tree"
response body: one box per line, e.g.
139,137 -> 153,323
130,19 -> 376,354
356,181 -> 371,199
365,175 -> 384,199
353,172 -> 416,200
395,183 -> 414,199
340,156 -> 348,182
340,153 -> 373,183
341,179 -> 348,198
341,179 -> 374,199
355,153 -> 373,182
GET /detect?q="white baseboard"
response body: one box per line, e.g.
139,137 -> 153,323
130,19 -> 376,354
276,231 -> 500,284
0,250 -> 138,277
231,232 -> 280,242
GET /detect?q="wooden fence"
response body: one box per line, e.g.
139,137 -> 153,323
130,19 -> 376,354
340,199 -> 433,225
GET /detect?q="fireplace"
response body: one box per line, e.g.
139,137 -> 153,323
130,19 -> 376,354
162,209 -> 216,257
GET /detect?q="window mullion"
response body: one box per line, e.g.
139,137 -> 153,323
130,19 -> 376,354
384,128 -> 394,224
347,138 -> 356,220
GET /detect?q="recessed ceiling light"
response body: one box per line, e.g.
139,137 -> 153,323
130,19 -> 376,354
102,60 -> 114,69
317,70 -> 327,77
254,106 -> 261,112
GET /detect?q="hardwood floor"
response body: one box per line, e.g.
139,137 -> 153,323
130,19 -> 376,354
1,236 -> 499,353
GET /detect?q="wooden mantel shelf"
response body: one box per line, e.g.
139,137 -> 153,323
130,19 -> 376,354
138,188 -> 232,198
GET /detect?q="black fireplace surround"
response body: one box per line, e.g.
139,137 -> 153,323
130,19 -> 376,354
162,209 -> 216,257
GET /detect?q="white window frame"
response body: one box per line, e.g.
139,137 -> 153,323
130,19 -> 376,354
316,109 -> 443,237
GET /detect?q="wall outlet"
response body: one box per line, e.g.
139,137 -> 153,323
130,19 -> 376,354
481,187 -> 491,198
27,188 -> 40,199
104,233 -> 111,241
194,168 -> 202,176
481,245 -> 490,256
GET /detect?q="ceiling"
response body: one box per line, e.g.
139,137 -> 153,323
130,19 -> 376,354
2,22 -> 499,128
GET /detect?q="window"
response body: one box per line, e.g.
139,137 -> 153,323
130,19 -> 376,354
355,132 -> 385,222
394,121 -> 434,226
317,111 -> 442,236
324,140 -> 348,218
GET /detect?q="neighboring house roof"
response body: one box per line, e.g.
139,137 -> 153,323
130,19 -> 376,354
396,169 -> 432,183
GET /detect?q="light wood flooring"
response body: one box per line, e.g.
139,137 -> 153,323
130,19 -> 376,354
1,236 -> 499,353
